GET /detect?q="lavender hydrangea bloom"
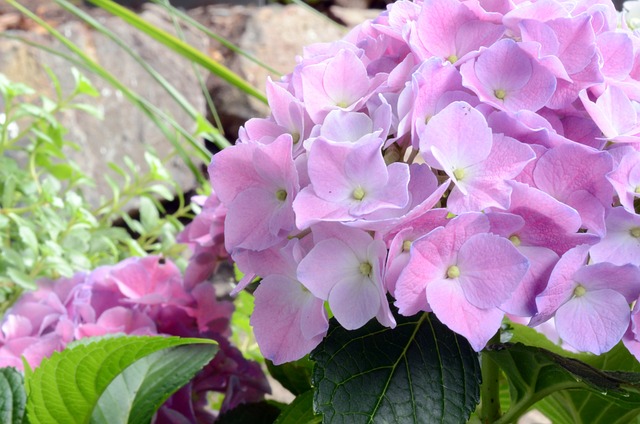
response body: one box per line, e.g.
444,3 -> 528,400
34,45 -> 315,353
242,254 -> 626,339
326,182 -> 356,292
0,257 -> 269,422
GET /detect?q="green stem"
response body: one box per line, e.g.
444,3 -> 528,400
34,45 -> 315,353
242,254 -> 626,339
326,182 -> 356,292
480,332 -> 502,423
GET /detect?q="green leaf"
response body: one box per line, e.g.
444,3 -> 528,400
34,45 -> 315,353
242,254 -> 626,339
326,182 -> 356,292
274,390 -> 321,424
6,268 -> 36,290
86,0 -> 267,104
266,357 -> 313,397
311,312 -> 481,424
71,67 -> 100,97
2,176 -> 16,209
68,102 -> 105,119
25,335 -> 218,424
146,184 -> 174,202
485,342 -> 640,424
18,226 -> 39,253
0,367 -> 26,424
139,197 -> 160,232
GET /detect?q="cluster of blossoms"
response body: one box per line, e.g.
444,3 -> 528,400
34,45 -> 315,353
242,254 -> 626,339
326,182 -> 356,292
0,255 -> 269,423
198,0 -> 640,364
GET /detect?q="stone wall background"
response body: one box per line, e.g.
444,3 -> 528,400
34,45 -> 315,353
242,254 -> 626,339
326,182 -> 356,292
0,2 -> 378,205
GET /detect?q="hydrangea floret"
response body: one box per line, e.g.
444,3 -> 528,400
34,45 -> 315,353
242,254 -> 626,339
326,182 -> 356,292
194,0 -> 640,365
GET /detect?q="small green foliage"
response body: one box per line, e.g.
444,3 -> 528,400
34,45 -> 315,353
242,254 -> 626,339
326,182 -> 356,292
0,72 -> 191,312
231,290 -> 263,363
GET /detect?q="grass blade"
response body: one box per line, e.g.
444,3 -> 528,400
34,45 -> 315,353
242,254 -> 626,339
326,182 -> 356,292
87,0 -> 268,104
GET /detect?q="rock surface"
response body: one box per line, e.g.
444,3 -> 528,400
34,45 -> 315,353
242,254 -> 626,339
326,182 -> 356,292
0,6 -> 208,206
0,3 -> 381,205
200,4 -> 381,139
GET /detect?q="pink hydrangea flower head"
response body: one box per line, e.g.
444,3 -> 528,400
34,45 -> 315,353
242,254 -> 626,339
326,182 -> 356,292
178,192 -> 230,289
0,256 -> 269,420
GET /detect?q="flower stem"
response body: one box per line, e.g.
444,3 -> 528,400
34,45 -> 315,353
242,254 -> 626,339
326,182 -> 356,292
480,331 -> 502,423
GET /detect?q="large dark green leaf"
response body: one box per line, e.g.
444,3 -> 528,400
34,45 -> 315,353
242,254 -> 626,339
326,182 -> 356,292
311,312 -> 481,424
25,335 -> 217,424
0,368 -> 25,424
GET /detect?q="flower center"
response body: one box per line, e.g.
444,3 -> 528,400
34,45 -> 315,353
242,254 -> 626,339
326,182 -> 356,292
494,89 -> 507,100
635,185 -> 640,194
276,189 -> 288,202
402,240 -> 412,252
291,132 -> 300,144
631,227 -> 640,238
446,54 -> 458,64
353,187 -> 366,201
446,265 -> 460,279
509,235 -> 521,247
336,101 -> 349,108
573,284 -> 587,297
453,168 -> 465,181
359,262 -> 372,277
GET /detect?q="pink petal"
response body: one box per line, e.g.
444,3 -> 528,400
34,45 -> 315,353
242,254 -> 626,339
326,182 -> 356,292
251,276 -> 327,365
457,233 -> 529,309
427,280 -> 505,351
556,290 -> 630,354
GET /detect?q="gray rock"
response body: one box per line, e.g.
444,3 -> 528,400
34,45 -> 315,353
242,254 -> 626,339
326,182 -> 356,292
330,5 -> 384,28
202,4 -> 351,139
0,6 -> 208,206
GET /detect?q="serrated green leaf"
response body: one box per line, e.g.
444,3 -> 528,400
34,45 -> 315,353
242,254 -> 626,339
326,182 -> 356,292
25,335 -> 217,424
266,357 -> 313,397
274,390 -> 321,424
0,367 -> 26,424
485,342 -> 640,424
311,312 -> 481,424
